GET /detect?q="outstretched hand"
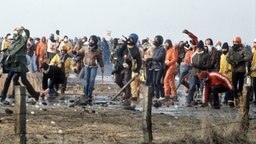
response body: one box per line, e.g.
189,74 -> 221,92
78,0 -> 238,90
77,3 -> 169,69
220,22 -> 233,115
182,29 -> 189,34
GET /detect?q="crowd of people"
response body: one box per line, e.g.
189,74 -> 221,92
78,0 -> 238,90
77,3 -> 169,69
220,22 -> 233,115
0,27 -> 256,110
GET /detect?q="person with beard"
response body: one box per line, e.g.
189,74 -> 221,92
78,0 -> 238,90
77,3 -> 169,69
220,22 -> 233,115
161,39 -> 178,101
50,46 -> 74,94
250,39 -> 256,104
0,27 -> 42,104
122,33 -> 142,109
76,35 -> 104,105
226,36 -> 252,99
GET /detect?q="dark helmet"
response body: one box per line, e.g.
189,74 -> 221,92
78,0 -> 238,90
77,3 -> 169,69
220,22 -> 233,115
127,33 -> 139,45
153,35 -> 163,46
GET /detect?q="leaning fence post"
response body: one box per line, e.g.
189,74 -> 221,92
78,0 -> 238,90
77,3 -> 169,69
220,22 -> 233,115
237,84 -> 250,134
142,85 -> 153,143
14,86 -> 27,144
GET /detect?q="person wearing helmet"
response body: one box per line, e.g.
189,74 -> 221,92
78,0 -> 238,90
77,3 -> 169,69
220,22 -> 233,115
122,33 -> 142,110
76,35 -> 104,106
227,36 -> 252,101
149,35 -> 166,101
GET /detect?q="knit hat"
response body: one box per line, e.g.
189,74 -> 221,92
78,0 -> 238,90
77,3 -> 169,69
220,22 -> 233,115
197,40 -> 204,49
222,42 -> 229,50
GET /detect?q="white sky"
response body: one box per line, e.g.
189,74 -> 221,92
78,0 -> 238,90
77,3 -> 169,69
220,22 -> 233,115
0,0 -> 255,44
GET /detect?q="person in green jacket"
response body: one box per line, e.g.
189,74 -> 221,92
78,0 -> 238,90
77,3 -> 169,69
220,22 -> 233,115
0,27 -> 41,104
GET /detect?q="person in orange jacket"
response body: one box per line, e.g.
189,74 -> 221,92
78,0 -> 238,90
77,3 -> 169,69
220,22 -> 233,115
162,39 -> 178,101
36,36 -> 47,68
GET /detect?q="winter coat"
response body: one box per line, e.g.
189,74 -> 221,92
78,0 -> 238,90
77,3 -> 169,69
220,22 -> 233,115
207,47 -> 220,71
50,53 -> 74,77
7,29 -> 30,73
42,65 -> 65,90
199,72 -> 233,103
122,46 -> 142,73
219,53 -> 232,81
226,46 -> 252,73
77,45 -> 104,68
152,45 -> 166,70
180,49 -> 193,66
190,50 -> 210,76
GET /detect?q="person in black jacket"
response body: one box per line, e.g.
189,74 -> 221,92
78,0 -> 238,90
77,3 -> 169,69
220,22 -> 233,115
40,62 -> 65,96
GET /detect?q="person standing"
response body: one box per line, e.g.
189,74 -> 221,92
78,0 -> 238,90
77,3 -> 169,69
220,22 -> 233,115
77,35 -> 104,105
162,39 -> 178,101
227,36 -> 251,99
0,27 -> 41,104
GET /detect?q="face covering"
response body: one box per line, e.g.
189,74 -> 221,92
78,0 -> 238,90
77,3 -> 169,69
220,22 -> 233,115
64,38 -> 68,43
222,50 -> 228,55
207,45 -> 212,53
216,45 -> 221,51
232,44 -> 240,50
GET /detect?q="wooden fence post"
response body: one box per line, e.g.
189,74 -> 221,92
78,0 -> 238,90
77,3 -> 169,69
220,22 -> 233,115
237,84 -> 250,134
14,86 -> 27,144
142,85 -> 153,144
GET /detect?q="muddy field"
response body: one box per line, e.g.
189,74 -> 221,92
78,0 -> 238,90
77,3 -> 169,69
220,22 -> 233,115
1,73 -> 256,144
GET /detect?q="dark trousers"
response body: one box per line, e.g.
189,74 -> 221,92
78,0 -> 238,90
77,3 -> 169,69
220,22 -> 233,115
114,72 -> 124,89
232,72 -> 245,98
211,85 -> 232,105
124,69 -> 132,100
1,71 -> 39,101
152,69 -> 164,98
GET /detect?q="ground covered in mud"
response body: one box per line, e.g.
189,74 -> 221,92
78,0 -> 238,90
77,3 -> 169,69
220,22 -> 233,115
1,74 -> 256,143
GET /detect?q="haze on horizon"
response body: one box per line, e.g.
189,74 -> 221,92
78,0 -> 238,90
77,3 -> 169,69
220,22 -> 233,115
0,0 -> 255,44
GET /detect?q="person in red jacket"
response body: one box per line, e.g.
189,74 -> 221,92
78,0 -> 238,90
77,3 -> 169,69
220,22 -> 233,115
197,71 -> 234,109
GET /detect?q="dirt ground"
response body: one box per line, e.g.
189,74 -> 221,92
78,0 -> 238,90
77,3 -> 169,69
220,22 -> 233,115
1,75 -> 256,144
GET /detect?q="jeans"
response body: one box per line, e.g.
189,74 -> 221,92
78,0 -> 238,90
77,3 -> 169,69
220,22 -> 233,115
153,69 -> 164,98
179,65 -> 191,89
187,75 -> 201,104
79,66 -> 98,100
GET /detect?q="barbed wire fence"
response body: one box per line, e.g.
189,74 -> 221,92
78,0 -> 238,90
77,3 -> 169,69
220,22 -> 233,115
0,105 -> 256,144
